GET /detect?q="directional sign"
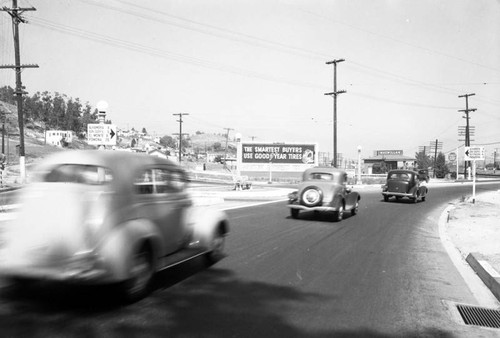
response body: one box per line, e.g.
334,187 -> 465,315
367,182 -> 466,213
87,124 -> 117,145
464,146 -> 485,161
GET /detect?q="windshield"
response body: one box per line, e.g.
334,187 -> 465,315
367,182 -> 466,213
42,164 -> 113,185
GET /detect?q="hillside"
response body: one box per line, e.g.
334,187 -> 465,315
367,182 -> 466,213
0,99 -> 236,166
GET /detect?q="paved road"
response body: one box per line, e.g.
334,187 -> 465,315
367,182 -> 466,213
0,183 -> 499,337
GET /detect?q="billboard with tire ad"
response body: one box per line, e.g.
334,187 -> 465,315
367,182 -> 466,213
241,143 -> 317,164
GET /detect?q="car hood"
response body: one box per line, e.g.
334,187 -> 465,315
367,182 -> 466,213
2,183 -> 111,266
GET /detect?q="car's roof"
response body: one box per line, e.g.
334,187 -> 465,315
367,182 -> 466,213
388,169 -> 418,175
34,150 -> 183,182
304,166 -> 347,175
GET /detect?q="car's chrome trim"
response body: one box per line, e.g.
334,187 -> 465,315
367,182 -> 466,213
287,204 -> 339,212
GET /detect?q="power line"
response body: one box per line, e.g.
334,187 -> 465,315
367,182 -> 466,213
73,0 -> 500,105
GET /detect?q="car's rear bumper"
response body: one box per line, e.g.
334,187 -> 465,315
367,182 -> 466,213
287,204 -> 338,212
382,191 -> 414,198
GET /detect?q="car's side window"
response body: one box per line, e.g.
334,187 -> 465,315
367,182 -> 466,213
169,171 -> 186,192
134,167 -> 186,195
135,169 -> 154,194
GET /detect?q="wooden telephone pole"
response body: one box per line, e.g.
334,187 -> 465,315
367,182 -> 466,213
1,1 -> 38,183
324,59 -> 346,168
172,113 -> 189,164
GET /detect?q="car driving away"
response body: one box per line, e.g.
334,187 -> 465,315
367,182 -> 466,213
287,167 -> 360,222
381,169 -> 428,203
0,150 -> 229,302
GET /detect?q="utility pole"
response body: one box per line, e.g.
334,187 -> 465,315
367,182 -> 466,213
172,113 -> 189,164
458,93 -> 476,176
1,1 -> 38,183
429,139 -> 443,178
324,59 -> 346,168
223,127 -> 234,165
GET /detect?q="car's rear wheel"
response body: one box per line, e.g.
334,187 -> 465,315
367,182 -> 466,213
332,204 -> 344,222
121,243 -> 154,303
290,208 -> 299,219
206,229 -> 225,264
383,195 -> 389,202
351,200 -> 359,216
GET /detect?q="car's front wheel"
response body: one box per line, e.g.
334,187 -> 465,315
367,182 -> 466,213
121,244 -> 154,303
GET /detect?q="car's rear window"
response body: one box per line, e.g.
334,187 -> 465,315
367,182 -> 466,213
308,173 -> 334,181
43,164 -> 113,185
388,172 -> 411,181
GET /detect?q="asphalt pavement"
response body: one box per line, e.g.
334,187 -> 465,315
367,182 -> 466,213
189,179 -> 500,305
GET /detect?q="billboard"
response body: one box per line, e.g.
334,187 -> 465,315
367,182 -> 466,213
242,143 -> 316,164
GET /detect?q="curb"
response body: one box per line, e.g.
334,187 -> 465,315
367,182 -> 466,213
466,253 -> 500,303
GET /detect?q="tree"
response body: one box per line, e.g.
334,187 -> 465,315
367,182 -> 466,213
0,86 -> 15,104
434,152 -> 449,178
212,142 -> 222,151
159,135 -> 176,149
80,104 -> 98,137
415,151 -> 432,170
142,127 -> 147,135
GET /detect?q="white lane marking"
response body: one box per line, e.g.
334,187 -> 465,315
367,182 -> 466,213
438,205 -> 500,308
222,199 -> 288,211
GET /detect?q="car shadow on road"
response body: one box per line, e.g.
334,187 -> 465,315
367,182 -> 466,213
0,258 -> 454,338
286,210 -> 356,223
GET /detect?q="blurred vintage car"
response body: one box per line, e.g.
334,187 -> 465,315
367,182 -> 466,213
0,150 -> 229,302
381,169 -> 428,203
287,167 -> 360,222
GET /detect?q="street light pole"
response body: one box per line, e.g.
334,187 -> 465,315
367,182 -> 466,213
325,59 -> 346,168
357,145 -> 362,185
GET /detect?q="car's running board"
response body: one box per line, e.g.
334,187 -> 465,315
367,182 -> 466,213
157,248 -> 210,271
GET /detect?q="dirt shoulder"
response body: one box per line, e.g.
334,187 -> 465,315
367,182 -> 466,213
446,189 -> 500,277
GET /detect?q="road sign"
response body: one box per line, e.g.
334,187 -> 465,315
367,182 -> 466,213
464,146 -> 485,161
87,124 -> 117,145
448,152 -> 457,162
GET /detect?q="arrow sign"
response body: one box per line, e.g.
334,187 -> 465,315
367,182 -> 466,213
87,124 -> 117,145
464,146 -> 485,161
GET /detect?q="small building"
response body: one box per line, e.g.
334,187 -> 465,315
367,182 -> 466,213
46,130 -> 73,147
363,150 -> 416,174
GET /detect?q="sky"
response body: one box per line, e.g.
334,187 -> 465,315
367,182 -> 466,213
0,0 -> 499,162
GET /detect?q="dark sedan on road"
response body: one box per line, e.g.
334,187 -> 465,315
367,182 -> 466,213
382,169 -> 428,203
287,167 -> 360,222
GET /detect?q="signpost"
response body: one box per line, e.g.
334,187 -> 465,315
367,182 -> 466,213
87,124 -> 117,146
464,146 -> 485,203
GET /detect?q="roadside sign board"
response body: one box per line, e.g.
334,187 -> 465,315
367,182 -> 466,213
87,124 -> 117,145
448,152 -> 457,162
464,146 -> 485,161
